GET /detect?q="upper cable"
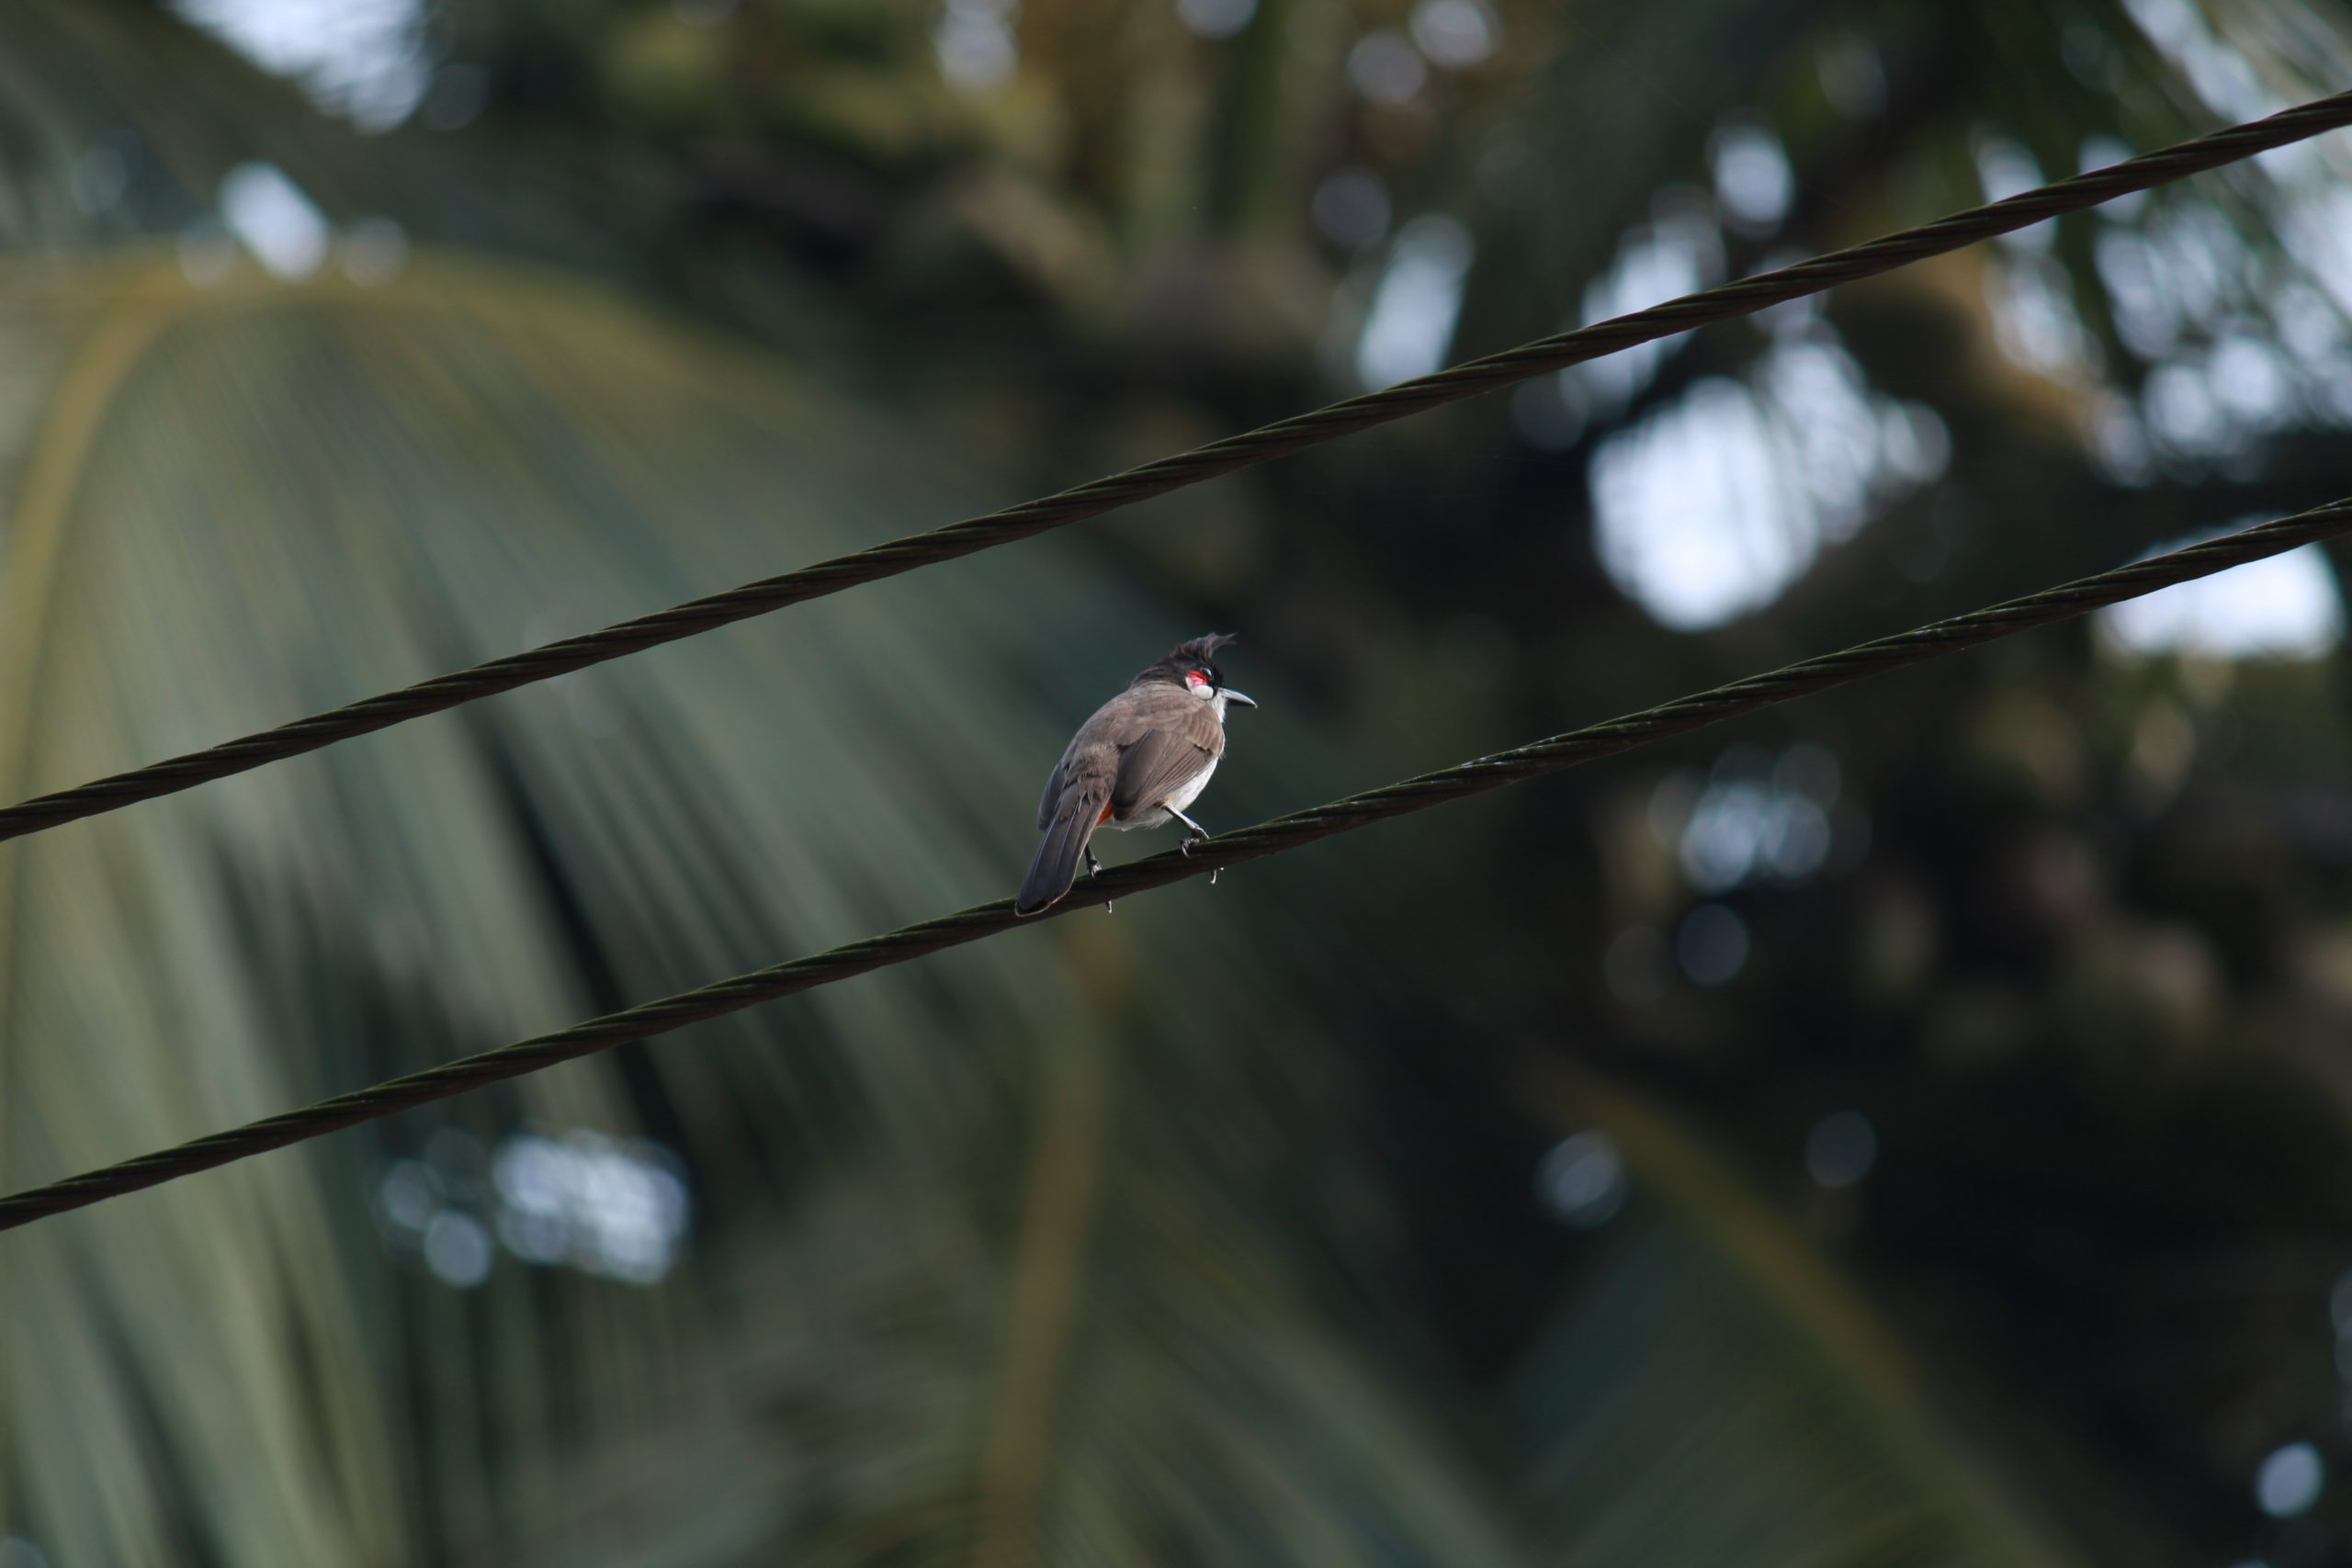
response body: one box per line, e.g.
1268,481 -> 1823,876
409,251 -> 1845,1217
1,90 -> 2347,846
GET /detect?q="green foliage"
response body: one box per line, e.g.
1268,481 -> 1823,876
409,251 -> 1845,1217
1522,1078 -> 2084,1568
9,1 -> 2352,1563
0,251 -> 1324,1557
0,247 -> 2094,1564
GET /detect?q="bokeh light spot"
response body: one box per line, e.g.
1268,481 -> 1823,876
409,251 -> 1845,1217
1592,330 -> 1944,630
1816,34 -> 1886,117
935,0 -> 1020,88
2098,529 -> 2344,660
492,1130 -> 693,1285
1347,29 -> 1428,104
1408,0 -> 1497,67
172,0 -> 430,130
1675,745 -> 1842,893
1537,1133 -> 1627,1227
220,162 -> 329,278
2255,1441 -> 2324,1517
377,1159 -> 438,1232
1177,0 -> 1258,39
1711,123 -> 1793,231
423,1210 -> 493,1289
1805,1111 -> 1878,1188
1356,215 -> 1473,386
1676,903 -> 1749,986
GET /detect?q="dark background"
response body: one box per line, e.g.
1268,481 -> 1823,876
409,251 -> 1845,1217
2,1 -> 2350,1563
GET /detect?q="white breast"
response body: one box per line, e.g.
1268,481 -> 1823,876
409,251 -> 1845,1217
1106,750 -> 1219,832
1161,755 -> 1218,812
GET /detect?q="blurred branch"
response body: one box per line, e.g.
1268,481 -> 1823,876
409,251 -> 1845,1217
971,1026 -> 1113,1568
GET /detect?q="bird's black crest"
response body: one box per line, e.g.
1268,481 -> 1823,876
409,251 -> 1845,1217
1136,633 -> 1238,689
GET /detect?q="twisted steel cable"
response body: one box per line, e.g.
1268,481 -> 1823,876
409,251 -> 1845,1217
4,499 -> 2346,1233
4,91 -> 2351,847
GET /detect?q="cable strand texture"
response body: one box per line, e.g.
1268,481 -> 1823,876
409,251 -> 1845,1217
4,499 -> 2346,1232
2,90 -> 2349,843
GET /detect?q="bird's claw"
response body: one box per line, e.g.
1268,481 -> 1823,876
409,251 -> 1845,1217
1178,829 -> 1216,884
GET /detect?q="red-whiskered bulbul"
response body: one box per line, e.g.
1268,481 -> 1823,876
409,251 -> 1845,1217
1016,633 -> 1257,916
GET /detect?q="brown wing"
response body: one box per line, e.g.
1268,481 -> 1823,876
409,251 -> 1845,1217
1036,725 -> 1119,829
1108,684 -> 1226,818
1035,755 -> 1068,831
1023,734 -> 1121,914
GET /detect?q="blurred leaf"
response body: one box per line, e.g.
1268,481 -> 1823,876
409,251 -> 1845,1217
0,246 -> 1506,1564
0,246 -> 2140,1568
1517,1075 -> 2099,1568
520,1031 -> 1532,1568
10,3 -> 2352,1562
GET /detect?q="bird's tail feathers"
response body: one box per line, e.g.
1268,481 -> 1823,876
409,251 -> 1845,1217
1018,788 -> 1106,916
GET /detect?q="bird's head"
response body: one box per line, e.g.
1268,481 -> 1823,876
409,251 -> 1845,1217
1142,633 -> 1257,712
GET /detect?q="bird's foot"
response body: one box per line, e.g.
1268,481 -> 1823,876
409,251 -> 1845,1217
1179,833 -> 1216,884
1170,807 -> 1213,883
1085,848 -> 1103,878
1103,897 -> 1114,914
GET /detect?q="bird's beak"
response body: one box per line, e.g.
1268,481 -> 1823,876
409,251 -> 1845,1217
1222,688 -> 1258,709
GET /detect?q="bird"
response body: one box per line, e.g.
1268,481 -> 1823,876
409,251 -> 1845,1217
1016,633 -> 1257,917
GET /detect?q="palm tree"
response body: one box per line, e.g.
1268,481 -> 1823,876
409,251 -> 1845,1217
5,1 -> 2350,1562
